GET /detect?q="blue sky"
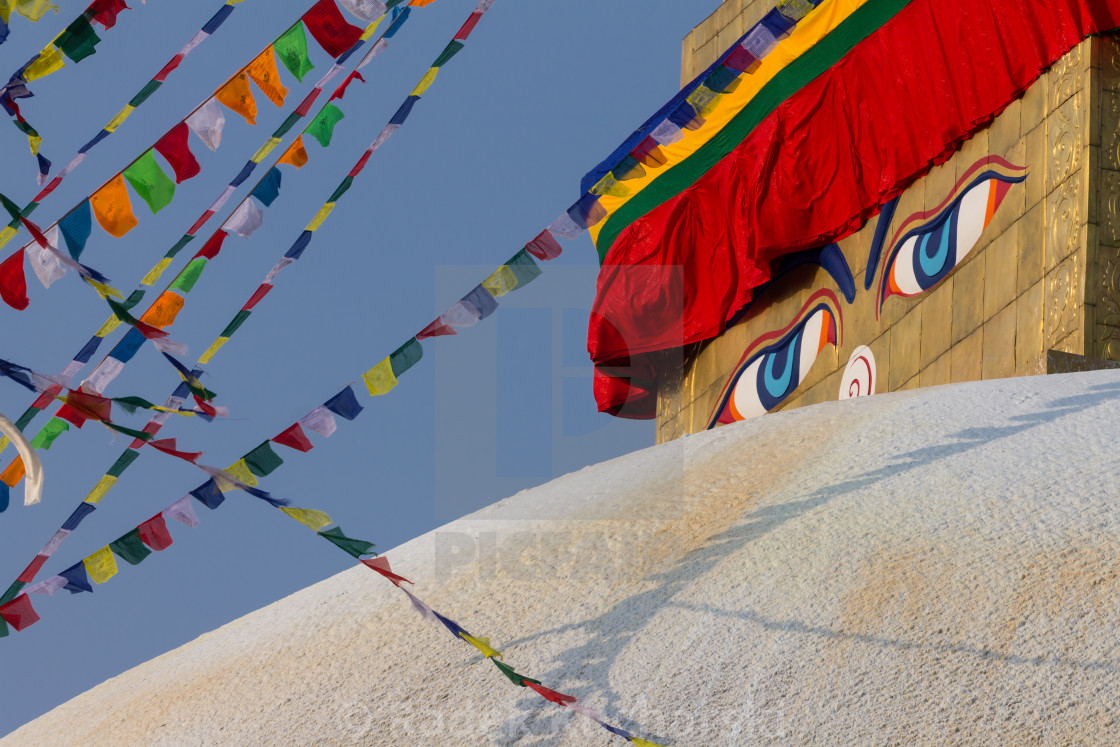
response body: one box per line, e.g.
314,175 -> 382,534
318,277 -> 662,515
0,0 -> 719,733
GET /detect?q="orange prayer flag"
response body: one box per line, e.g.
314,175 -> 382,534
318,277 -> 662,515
278,135 -> 308,169
215,71 -> 257,125
139,291 -> 185,329
90,173 -> 139,238
1,456 -> 25,488
245,47 -> 288,108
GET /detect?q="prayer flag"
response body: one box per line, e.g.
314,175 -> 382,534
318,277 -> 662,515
148,438 -> 201,463
417,317 -> 455,339
222,459 -> 258,488
431,40 -> 463,68
307,104 -> 344,147
215,71 -> 257,125
506,248 -> 541,287
109,529 -> 151,565
361,556 -> 411,586
525,681 -> 577,706
169,257 -> 207,294
493,659 -> 540,687
280,507 -> 333,532
243,441 -> 283,477
274,22 -> 314,83
65,390 -> 112,422
56,15 -> 100,63
186,98 -> 225,151
138,513 -> 173,551
60,562 -> 92,593
245,47 -> 288,108
302,0 -> 363,58
83,546 -> 118,584
330,70 -> 364,102
362,358 -> 395,396
196,230 -> 227,259
481,265 -> 517,298
324,386 -> 362,420
251,168 -> 282,206
461,285 -> 497,320
22,43 -> 64,81
58,201 -> 92,259
154,122 -> 201,183
441,300 -> 481,329
338,0 -> 385,22
28,576 -> 66,596
402,588 -> 435,621
13,0 -> 58,22
524,229 -> 562,261
0,594 -> 38,631
25,231 -> 65,288
317,526 -> 374,558
165,495 -> 200,526
16,555 -> 47,584
140,290 -> 185,329
272,422 -> 313,452
223,199 -> 264,238
460,632 -> 501,659
0,248 -> 28,310
1,456 -> 25,487
390,338 -> 422,377
189,479 -> 225,510
278,136 -> 308,168
29,417 -> 68,450
61,502 -> 95,531
123,149 -> 176,214
87,0 -> 128,29
90,173 -> 138,237
299,406 -> 336,437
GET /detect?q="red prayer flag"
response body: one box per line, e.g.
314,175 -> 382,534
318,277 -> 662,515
302,0 -> 364,58
417,317 -> 456,340
148,438 -> 202,463
195,230 -> 227,259
154,122 -> 201,184
66,390 -> 113,422
243,283 -> 272,310
524,230 -> 562,261
21,218 -> 49,248
361,556 -> 412,587
0,594 -> 40,631
272,422 -> 313,452
16,555 -> 48,584
453,11 -> 483,41
138,514 -> 173,551
56,404 -> 90,429
0,249 -> 29,311
87,0 -> 129,29
525,681 -> 578,706
330,71 -> 364,102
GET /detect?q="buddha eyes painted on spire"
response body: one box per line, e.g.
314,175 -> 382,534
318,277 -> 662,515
873,157 -> 1027,316
707,289 -> 841,428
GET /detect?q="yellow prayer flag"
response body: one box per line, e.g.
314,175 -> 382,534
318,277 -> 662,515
362,357 -> 397,396
251,137 -> 282,164
410,68 -> 438,97
222,459 -> 258,489
459,633 -> 501,659
141,257 -> 173,286
280,507 -> 334,532
481,265 -> 518,298
198,336 -> 229,365
215,71 -> 257,125
305,203 -> 334,231
104,104 -> 135,133
22,44 -> 64,82
14,0 -> 58,22
278,136 -> 308,169
245,48 -> 288,108
0,225 -> 18,250
0,436 -> 9,454
85,475 -> 118,504
95,316 -> 121,338
83,546 -> 118,584
90,173 -> 139,238
139,290 -> 185,329
84,278 -> 124,299
27,133 -> 41,155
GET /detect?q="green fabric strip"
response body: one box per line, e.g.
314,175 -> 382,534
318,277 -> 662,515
275,22 -> 314,83
243,441 -> 283,477
596,0 -> 912,262
220,309 -> 251,339
328,176 -> 353,203
30,417 -> 69,451
169,257 -> 207,294
129,79 -> 162,108
389,338 -> 423,378
122,149 -> 176,214
506,248 -> 541,288
121,289 -> 146,310
432,40 -> 464,68
110,529 -> 151,565
0,581 -> 25,605
307,104 -> 345,147
106,422 -> 151,442
167,235 -> 194,258
492,659 -> 540,687
112,397 -> 155,416
56,15 -> 101,63
274,112 -> 302,138
318,527 -> 374,558
106,448 -> 141,477
14,409 -> 36,431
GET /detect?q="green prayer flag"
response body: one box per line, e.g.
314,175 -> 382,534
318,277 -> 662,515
220,309 -> 251,339
389,338 -> 423,378
274,22 -> 314,83
129,79 -> 162,108
106,448 -> 141,477
169,257 -> 207,294
243,441 -> 283,477
307,104 -> 345,147
106,421 -> 151,442
30,417 -> 69,451
110,529 -> 151,565
317,527 -> 375,558
328,176 -> 353,203
0,581 -> 25,606
123,150 -> 176,214
121,289 -> 145,310
432,40 -> 464,68
492,659 -> 539,687
507,248 -> 542,289
112,397 -> 156,416
14,410 -> 36,431
107,298 -> 140,326
0,192 -> 21,222
56,15 -> 101,63
0,617 -> 8,638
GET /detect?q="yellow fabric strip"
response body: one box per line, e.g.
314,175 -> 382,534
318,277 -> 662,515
83,545 -> 118,584
362,357 -> 397,396
95,316 -> 121,338
14,0 -> 57,22
223,459 -> 258,489
0,226 -> 18,250
359,17 -> 383,41
198,336 -> 229,365
85,475 -> 118,504
459,632 -> 501,659
305,203 -> 334,231
23,44 -> 65,82
481,265 -> 518,298
410,68 -> 438,97
588,0 -> 869,245
28,133 -> 41,155
280,507 -> 334,532
104,105 -> 135,134
142,257 -> 173,287
251,137 -> 283,164
85,278 -> 124,299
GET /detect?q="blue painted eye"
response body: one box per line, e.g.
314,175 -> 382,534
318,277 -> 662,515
711,305 -> 836,425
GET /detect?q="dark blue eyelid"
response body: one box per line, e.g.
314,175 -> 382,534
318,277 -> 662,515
866,196 -> 899,290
